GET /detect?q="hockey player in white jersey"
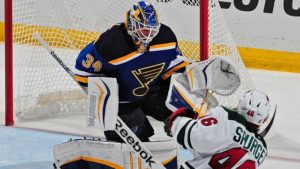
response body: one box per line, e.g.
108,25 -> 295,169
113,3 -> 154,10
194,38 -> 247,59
162,55 -> 272,168
165,90 -> 271,169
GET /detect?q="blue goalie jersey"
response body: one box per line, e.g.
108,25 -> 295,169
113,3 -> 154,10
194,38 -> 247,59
75,23 -> 189,102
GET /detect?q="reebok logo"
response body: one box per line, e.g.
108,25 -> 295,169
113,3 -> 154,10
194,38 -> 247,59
115,119 -> 156,167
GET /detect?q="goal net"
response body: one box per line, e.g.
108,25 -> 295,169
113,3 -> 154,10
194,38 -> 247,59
6,0 -> 254,131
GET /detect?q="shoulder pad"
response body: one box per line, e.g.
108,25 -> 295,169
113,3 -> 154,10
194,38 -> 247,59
150,24 -> 177,45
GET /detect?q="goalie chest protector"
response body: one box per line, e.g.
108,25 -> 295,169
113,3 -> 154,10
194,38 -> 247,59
75,23 -> 189,102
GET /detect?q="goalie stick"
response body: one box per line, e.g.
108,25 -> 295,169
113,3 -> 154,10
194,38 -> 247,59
32,32 -> 167,169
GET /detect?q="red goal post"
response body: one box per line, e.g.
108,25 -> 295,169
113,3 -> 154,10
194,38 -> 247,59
4,0 -> 253,126
5,0 -> 13,125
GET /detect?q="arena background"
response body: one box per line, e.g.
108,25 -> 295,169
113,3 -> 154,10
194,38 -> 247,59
1,1 -> 300,169
1,0 -> 300,72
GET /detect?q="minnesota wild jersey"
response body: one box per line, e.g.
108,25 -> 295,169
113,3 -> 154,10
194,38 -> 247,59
75,23 -> 189,102
172,106 -> 267,169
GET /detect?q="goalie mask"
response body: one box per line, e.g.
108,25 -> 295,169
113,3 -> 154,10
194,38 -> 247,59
238,90 -> 271,129
126,1 -> 161,52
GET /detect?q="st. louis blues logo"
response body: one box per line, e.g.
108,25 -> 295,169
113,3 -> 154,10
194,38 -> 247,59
132,63 -> 165,96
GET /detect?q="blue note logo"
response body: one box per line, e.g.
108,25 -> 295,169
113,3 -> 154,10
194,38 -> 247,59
132,63 -> 165,96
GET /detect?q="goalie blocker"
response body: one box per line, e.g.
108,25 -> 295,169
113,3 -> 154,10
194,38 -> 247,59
53,139 -> 177,169
87,77 -> 118,130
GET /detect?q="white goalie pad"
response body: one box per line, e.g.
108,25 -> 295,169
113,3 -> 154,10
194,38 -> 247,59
186,56 -> 241,96
166,73 -> 218,116
53,139 -> 177,169
53,139 -> 123,169
87,77 -> 118,131
122,140 -> 177,169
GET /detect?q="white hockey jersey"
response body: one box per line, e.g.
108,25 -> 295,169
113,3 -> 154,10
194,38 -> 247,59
171,106 -> 268,169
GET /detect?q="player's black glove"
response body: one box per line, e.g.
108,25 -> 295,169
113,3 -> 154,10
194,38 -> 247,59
164,107 -> 197,137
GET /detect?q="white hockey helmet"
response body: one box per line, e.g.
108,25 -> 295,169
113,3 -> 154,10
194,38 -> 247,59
126,1 -> 161,51
238,90 -> 271,128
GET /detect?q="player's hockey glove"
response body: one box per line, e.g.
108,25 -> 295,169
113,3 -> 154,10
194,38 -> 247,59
164,107 -> 197,137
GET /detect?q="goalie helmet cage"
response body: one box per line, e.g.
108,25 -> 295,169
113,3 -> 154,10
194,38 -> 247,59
4,0 -> 253,126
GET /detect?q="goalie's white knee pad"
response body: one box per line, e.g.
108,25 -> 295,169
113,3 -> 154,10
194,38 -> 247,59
53,139 -> 177,169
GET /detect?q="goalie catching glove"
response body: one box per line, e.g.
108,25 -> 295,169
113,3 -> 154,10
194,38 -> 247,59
186,56 -> 241,96
164,107 -> 197,136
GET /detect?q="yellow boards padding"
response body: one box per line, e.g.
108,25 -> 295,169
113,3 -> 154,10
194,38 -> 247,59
0,22 -> 4,41
239,47 -> 300,73
1,22 -> 300,73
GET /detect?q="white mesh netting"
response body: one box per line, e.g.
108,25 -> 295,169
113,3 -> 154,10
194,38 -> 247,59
12,0 -> 253,120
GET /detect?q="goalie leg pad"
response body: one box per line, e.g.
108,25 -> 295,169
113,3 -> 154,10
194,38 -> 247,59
123,140 -> 178,169
53,139 -> 124,169
53,139 -> 177,169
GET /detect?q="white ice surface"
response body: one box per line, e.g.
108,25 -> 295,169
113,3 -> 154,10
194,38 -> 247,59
1,43 -> 300,168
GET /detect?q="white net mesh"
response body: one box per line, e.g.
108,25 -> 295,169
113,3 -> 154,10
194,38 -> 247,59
12,0 -> 253,120
206,0 -> 254,107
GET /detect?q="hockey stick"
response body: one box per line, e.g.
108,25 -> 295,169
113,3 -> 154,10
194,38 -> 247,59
32,32 -> 166,169
260,104 -> 277,137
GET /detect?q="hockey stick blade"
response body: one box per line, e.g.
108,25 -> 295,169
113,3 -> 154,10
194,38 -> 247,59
33,32 -> 166,169
260,104 -> 277,137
